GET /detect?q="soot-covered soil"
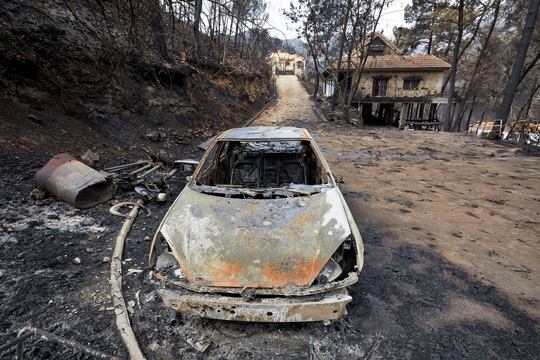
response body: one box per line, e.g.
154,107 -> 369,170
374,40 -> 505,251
1,76 -> 540,359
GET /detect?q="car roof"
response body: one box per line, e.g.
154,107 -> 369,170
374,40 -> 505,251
218,127 -> 310,141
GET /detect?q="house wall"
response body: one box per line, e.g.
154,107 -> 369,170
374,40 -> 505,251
270,53 -> 306,77
275,60 -> 296,71
356,71 -> 445,97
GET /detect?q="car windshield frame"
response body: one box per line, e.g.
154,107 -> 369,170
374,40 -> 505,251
190,137 -> 336,198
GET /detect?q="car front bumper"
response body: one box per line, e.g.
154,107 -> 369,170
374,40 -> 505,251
157,286 -> 352,322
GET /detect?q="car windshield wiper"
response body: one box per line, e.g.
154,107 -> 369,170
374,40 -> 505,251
213,185 -> 257,197
215,185 -> 311,197
196,184 -> 316,198
264,187 -> 313,196
215,184 -> 312,197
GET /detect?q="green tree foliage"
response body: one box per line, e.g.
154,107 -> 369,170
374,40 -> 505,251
402,0 -> 540,131
400,0 -> 483,60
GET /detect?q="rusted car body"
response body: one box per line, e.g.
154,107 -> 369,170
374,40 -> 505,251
149,127 -> 363,322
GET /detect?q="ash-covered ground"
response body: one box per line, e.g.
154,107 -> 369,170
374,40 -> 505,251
2,76 -> 540,360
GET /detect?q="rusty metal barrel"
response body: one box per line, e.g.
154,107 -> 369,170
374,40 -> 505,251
35,153 -> 117,208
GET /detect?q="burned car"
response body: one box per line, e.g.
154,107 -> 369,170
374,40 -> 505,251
149,127 -> 363,322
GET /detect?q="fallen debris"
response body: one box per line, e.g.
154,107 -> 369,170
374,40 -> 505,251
34,153 -> 117,208
169,311 -> 182,327
110,199 -> 145,360
107,160 -> 178,203
29,188 -> 47,200
155,192 -> 169,202
80,149 -> 102,169
364,331 -> 382,360
105,161 -> 149,173
0,326 -> 120,360
134,186 -> 153,201
109,202 -> 151,218
127,269 -> 144,276
186,337 -> 211,353
174,159 -> 199,172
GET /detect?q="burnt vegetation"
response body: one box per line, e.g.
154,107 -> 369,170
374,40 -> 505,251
286,0 -> 540,135
0,0 -> 277,156
2,1 -> 540,359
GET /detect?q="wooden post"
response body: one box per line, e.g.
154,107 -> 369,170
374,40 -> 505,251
465,106 -> 474,130
448,101 -> 457,130
400,103 -> 408,129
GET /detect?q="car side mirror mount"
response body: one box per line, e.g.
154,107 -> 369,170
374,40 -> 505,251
175,159 -> 199,173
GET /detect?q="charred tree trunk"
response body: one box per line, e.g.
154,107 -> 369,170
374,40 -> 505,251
465,97 -> 476,130
234,13 -> 240,48
444,0 -> 464,131
331,1 -> 351,112
516,78 -> 539,121
306,35 -> 320,98
455,0 -> 501,125
210,2 -> 216,41
193,0 -> 203,57
313,63 -> 320,98
149,0 -> 171,62
496,0 -> 540,125
339,52 -> 354,123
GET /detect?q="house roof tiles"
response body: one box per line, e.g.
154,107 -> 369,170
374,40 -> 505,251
354,54 -> 452,71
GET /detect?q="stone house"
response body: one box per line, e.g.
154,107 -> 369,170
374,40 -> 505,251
323,32 -> 451,127
270,51 -> 306,77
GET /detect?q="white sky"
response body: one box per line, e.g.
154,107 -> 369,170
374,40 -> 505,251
265,0 -> 410,41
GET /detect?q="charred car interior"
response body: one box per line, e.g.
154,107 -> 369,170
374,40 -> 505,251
196,140 -> 325,192
149,127 -> 364,322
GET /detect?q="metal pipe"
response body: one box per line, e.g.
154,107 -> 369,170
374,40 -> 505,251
34,153 -> 117,209
138,165 -> 161,179
0,331 -> 33,352
17,337 -> 24,360
6,327 -> 122,360
105,161 -> 148,172
129,164 -> 153,176
169,311 -> 182,327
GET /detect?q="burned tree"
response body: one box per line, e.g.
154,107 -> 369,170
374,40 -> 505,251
286,0 -> 388,126
496,0 -> 540,125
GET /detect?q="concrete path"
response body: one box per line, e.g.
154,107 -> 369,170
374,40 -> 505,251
254,75 -> 318,127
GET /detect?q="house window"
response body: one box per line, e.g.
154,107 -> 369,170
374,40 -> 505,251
372,78 -> 388,96
368,45 -> 385,54
404,79 -> 420,89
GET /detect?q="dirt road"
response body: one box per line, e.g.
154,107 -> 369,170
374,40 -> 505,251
1,75 -> 539,359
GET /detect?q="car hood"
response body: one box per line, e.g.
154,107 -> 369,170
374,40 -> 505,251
157,186 -> 351,288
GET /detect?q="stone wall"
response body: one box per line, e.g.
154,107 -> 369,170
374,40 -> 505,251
356,71 -> 445,97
